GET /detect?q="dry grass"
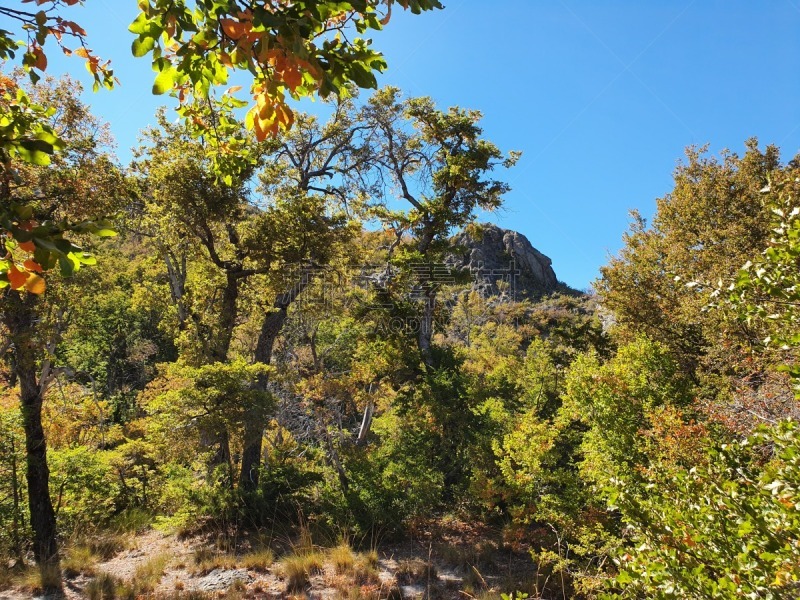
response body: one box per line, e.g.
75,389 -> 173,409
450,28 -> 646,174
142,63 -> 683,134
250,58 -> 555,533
241,547 -> 275,571
62,544 -> 98,578
88,533 -> 128,560
330,543 -> 356,574
280,551 -> 324,591
438,540 -> 498,573
333,583 -> 402,600
133,552 -> 169,590
395,558 -> 438,585
11,562 -> 62,596
98,552 -> 170,598
85,572 -> 119,600
352,551 -> 380,586
189,547 -> 238,575
188,544 -> 274,574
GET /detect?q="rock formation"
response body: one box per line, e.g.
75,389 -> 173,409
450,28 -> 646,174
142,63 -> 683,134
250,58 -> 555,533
447,223 -> 559,300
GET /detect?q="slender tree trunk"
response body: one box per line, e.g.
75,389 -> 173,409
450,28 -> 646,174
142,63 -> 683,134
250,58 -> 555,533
4,293 -> 61,590
417,287 -> 436,369
205,273 -> 239,482
416,224 -> 436,369
239,275 -> 313,491
211,272 -> 240,362
239,306 -> 286,492
10,431 -> 23,563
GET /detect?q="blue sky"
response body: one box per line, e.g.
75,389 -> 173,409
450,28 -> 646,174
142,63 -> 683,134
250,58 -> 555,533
34,0 -> 800,290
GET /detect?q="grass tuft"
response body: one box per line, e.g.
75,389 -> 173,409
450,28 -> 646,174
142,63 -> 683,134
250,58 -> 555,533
280,551 -> 324,591
241,547 -> 275,571
62,544 -> 97,578
330,543 -> 355,574
85,572 -> 120,600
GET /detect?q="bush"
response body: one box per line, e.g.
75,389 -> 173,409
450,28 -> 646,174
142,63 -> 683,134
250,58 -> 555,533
606,421 -> 800,599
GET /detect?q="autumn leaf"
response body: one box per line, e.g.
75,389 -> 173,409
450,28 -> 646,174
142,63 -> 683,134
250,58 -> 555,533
31,46 -> 47,71
220,19 -> 249,41
7,265 -> 28,289
23,273 -> 45,294
282,66 -> 302,90
61,20 -> 87,36
23,259 -> 43,273
18,240 -> 36,252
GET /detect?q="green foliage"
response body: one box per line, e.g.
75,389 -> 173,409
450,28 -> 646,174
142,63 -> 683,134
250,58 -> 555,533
724,170 -> 800,392
344,407 -> 445,530
561,337 -> 693,487
144,359 -> 273,463
597,140 -> 784,402
49,446 -> 118,535
607,421 -> 800,599
0,405 -> 27,560
130,0 -> 442,145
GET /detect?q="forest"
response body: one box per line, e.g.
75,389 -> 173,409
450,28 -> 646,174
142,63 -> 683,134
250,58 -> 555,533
1,1 -> 800,599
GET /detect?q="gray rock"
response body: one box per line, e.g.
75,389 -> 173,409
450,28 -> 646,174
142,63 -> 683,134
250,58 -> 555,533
447,223 -> 558,300
191,568 -> 252,592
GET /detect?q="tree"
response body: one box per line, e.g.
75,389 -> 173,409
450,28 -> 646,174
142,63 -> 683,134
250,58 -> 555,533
132,0 -> 442,141
725,168 -> 800,393
597,140 -> 787,419
0,75 -> 125,584
0,0 -> 444,585
362,87 -> 520,368
134,99 -> 361,492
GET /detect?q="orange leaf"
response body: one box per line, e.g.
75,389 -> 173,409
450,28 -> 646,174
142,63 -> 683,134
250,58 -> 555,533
7,265 -> 28,290
282,66 -> 302,91
24,274 -> 45,294
63,20 -> 87,36
18,240 -> 35,252
220,18 -> 248,41
74,47 -> 89,59
32,46 -> 47,71
165,15 -> 177,39
23,259 -> 43,273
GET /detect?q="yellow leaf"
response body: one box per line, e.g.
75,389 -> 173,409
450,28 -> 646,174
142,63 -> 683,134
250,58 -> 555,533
24,274 -> 45,294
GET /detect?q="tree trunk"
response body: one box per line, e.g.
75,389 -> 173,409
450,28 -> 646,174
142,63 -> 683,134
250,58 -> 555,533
239,275 -> 312,491
417,287 -> 436,369
239,306 -> 286,492
10,430 -> 24,563
206,273 -> 239,479
4,293 -> 61,589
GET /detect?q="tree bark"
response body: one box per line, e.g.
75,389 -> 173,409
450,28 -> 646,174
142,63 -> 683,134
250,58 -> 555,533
417,287 -> 436,369
239,275 -> 312,491
4,293 -> 61,589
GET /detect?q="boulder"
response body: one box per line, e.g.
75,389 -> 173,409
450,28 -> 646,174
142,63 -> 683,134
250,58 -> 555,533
447,223 -> 558,300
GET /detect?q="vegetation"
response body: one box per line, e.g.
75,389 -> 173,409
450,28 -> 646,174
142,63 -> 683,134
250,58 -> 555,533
0,2 -> 798,599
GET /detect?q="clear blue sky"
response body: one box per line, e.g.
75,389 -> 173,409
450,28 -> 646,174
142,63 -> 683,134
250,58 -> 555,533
34,0 -> 800,290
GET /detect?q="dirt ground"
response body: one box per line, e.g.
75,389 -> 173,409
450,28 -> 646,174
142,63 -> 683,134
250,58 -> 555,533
0,519 -> 540,599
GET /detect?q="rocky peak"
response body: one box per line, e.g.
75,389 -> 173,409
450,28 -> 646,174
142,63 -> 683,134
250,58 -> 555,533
447,223 -> 559,300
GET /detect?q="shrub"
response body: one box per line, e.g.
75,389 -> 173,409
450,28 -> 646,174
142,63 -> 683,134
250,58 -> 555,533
606,421 -> 800,599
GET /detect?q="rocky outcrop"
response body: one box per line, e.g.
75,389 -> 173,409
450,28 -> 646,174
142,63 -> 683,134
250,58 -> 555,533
447,223 -> 559,300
